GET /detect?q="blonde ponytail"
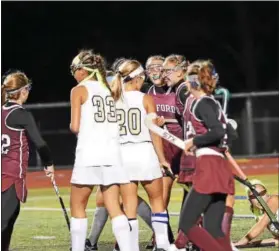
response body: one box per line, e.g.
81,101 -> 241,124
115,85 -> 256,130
1,85 -> 7,106
111,73 -> 123,101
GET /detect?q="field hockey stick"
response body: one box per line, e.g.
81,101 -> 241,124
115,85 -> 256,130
162,166 -> 191,191
215,87 -> 238,130
225,151 -> 247,180
145,114 -> 247,186
215,87 -> 230,115
234,175 -> 279,230
235,242 -> 278,249
52,179 -> 71,231
215,88 -> 244,178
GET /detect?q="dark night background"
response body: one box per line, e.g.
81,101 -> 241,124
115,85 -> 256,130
2,2 -> 279,164
2,1 -> 278,103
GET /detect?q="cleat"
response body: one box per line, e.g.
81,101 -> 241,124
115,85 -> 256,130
84,239 -> 98,251
145,233 -> 156,249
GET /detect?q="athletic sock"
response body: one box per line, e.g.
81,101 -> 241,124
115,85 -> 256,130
186,225 -> 224,251
175,230 -> 189,249
88,207 -> 109,245
70,217 -> 88,251
152,211 -> 170,250
216,236 -> 233,251
222,206 -> 234,238
128,218 -> 140,251
137,198 -> 152,229
111,215 -> 132,251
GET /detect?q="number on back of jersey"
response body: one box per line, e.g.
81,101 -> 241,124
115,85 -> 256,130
117,108 -> 141,136
1,134 -> 11,155
92,95 -> 117,123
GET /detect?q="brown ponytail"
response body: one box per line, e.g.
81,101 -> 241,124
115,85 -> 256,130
199,61 -> 217,95
74,50 -> 111,92
1,71 -> 30,106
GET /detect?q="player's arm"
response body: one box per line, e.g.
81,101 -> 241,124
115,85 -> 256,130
235,197 -> 278,245
70,86 -> 87,134
143,94 -> 170,168
7,109 -> 54,179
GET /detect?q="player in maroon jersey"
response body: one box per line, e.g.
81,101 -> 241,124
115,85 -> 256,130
146,55 -> 189,246
176,61 -> 235,251
1,71 -> 54,251
172,61 -> 237,251
162,54 -> 190,115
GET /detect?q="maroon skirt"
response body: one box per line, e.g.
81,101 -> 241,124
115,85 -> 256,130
177,153 -> 196,184
2,174 -> 27,203
163,139 -> 182,175
192,155 -> 235,195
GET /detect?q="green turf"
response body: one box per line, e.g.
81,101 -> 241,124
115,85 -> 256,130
10,174 -> 278,251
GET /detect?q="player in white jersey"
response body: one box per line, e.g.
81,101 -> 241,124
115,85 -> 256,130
111,59 -> 172,251
69,50 -> 133,251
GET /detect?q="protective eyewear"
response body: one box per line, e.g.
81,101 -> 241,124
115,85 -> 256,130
248,190 -> 267,200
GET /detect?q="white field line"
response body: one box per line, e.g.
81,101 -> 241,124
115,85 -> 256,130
21,207 -> 254,218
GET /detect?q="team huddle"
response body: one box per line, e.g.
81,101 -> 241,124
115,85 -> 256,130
1,50 -> 279,251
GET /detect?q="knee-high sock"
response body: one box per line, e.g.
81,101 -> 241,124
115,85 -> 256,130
152,211 -> 170,250
88,207 -> 109,245
216,236 -> 233,251
128,218 -> 140,251
137,198 -> 152,230
175,230 -> 189,249
186,226 -> 224,251
222,206 -> 234,238
71,217 -> 88,251
112,215 -> 132,251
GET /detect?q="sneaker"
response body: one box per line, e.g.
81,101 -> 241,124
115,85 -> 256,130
84,239 -> 98,251
145,233 -> 156,249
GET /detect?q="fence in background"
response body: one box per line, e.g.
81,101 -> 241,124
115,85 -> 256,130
24,91 -> 279,168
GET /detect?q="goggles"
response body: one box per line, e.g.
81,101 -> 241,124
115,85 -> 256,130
248,190 -> 267,200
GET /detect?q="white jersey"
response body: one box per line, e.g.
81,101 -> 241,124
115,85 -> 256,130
115,91 -> 162,181
74,80 -> 120,167
116,91 -> 152,144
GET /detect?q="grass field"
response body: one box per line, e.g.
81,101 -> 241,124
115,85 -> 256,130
10,174 -> 278,251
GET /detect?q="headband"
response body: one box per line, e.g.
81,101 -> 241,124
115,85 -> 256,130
122,66 -> 145,83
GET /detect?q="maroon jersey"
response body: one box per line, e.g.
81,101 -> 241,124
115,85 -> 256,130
191,96 -> 229,152
148,85 -> 183,174
1,105 -> 29,202
178,95 -> 197,184
190,95 -> 234,195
